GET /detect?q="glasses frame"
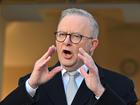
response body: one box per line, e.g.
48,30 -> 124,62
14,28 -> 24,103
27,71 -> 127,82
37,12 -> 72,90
54,31 -> 93,44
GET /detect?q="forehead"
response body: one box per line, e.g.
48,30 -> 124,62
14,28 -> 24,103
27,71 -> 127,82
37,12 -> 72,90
57,15 -> 91,36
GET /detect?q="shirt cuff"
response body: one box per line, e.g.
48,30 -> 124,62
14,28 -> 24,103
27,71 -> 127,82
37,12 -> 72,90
25,79 -> 38,97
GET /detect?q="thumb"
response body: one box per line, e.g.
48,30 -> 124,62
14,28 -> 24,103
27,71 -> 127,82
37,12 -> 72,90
49,66 -> 62,77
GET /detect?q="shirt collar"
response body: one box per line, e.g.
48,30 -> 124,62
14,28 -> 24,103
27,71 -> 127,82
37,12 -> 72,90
61,64 -> 88,77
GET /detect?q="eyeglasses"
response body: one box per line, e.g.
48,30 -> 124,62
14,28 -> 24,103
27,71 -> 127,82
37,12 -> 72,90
54,31 -> 93,44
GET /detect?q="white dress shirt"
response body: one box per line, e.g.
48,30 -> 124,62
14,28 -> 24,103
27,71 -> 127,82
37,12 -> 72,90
61,64 -> 88,93
26,64 -> 100,99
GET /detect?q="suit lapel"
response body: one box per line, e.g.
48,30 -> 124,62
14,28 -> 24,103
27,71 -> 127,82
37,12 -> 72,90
72,66 -> 105,105
46,72 -> 96,105
46,72 -> 67,105
98,65 -> 106,85
45,63 -> 105,105
72,80 -> 96,105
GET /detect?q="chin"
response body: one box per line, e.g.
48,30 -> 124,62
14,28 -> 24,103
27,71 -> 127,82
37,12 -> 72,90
60,60 -> 74,66
61,60 -> 82,71
61,62 -> 75,67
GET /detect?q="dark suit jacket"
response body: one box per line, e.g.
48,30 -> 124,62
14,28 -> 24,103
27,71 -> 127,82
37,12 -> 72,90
1,63 -> 138,105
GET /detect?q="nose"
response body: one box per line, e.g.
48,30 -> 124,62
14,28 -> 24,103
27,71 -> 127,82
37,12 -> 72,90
63,35 -> 72,45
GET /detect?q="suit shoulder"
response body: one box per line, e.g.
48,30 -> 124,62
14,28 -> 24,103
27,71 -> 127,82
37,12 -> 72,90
99,66 -> 133,86
18,73 -> 31,86
99,66 -> 138,104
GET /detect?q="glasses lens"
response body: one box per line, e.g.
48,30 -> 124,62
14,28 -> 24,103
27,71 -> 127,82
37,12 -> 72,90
56,32 -> 66,42
55,32 -> 83,44
71,33 -> 81,44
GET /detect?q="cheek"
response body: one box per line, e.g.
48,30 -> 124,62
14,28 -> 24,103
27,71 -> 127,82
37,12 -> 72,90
56,42 -> 62,54
80,43 -> 91,54
73,46 -> 83,60
74,46 -> 80,53
73,49 -> 79,57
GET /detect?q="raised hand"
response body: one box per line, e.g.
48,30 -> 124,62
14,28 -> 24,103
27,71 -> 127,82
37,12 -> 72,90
78,48 -> 105,97
28,45 -> 62,89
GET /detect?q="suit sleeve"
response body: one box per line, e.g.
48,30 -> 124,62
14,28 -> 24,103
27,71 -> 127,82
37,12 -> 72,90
0,75 -> 38,105
93,80 -> 138,105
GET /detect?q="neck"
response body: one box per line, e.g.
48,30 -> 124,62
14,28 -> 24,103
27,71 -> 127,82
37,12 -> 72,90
62,62 -> 83,72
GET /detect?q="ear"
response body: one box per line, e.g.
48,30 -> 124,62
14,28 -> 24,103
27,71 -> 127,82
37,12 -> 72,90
90,39 -> 99,55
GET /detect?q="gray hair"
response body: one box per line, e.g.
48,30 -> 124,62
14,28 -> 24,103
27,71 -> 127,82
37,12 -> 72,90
60,8 -> 99,38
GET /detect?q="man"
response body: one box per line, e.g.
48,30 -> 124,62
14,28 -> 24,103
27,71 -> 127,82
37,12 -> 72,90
1,8 -> 137,105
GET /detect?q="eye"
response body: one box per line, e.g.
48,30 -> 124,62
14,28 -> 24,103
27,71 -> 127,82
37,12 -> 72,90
72,33 -> 81,39
58,32 -> 66,37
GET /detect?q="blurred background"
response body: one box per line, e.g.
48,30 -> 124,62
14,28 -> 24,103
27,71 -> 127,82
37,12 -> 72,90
0,0 -> 140,104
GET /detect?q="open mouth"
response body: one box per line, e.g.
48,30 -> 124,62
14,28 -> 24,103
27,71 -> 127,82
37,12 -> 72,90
62,49 -> 73,59
63,50 -> 72,54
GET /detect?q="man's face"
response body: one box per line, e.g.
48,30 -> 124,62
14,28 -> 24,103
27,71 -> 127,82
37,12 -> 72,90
56,15 -> 98,71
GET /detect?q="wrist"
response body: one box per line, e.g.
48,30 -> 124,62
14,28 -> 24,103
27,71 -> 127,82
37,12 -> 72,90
26,79 -> 38,97
28,78 -> 39,89
94,84 -> 105,97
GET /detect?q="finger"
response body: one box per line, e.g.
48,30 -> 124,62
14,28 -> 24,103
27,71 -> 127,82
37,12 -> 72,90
78,53 -> 93,69
36,56 -> 51,71
41,56 -> 51,66
80,67 -> 88,78
79,48 -> 90,58
49,66 -> 62,77
78,53 -> 95,74
78,53 -> 90,67
86,63 -> 95,74
78,48 -> 97,74
78,53 -> 86,62
41,45 -> 56,60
